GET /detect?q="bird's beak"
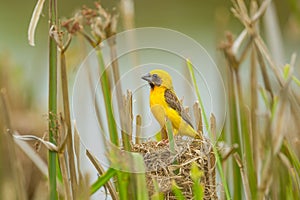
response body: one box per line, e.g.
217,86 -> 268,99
141,73 -> 152,83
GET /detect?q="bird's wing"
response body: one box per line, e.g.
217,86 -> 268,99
164,89 -> 194,128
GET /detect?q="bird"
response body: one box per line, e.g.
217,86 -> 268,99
142,69 -> 201,139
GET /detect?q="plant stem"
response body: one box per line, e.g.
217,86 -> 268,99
48,0 -> 58,199
96,49 -> 119,146
186,59 -> 209,130
166,120 -> 175,153
117,172 -> 129,200
228,67 -> 242,200
235,70 -> 256,197
90,168 -> 117,195
60,50 -> 77,198
187,60 -> 231,199
133,154 -> 149,200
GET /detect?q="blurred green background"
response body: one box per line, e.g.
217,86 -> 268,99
0,0 -> 239,112
0,0 -> 299,111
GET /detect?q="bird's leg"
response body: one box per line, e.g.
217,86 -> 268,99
150,105 -> 168,140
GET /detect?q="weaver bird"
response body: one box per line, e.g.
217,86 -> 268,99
142,69 -> 201,139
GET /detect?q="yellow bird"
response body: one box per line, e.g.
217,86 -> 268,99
142,69 -> 201,139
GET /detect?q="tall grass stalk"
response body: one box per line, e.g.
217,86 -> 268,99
220,0 -> 300,199
48,0 -> 58,199
134,165 -> 149,199
96,47 -> 134,199
120,91 -> 133,151
116,171 -> 129,200
59,44 -> 78,198
187,60 -> 231,199
234,70 -> 257,197
86,150 -> 118,199
107,35 -> 129,148
186,59 -> 209,130
226,60 -> 242,199
96,49 -> 119,146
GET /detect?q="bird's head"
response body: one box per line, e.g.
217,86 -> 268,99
142,69 -> 173,89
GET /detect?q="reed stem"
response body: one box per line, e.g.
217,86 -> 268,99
48,0 -> 58,199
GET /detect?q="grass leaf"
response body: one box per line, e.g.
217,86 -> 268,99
187,59 -> 231,199
283,64 -> 290,80
190,162 -> 204,200
28,0 -> 46,46
292,76 -> 300,86
171,180 -> 184,200
90,168 -> 117,195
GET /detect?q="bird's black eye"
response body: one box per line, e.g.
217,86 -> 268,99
152,74 -> 158,78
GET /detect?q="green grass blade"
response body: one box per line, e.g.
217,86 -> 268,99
133,154 -> 149,200
187,59 -> 231,199
292,76 -> 300,86
166,120 -> 175,153
116,172 -> 129,200
283,64 -> 290,80
48,0 -> 58,199
96,49 -> 119,146
96,48 -> 135,199
282,140 -> 300,177
186,59 -> 209,130
55,157 -> 62,183
190,162 -> 204,200
227,67 -> 242,200
171,180 -> 185,200
151,179 -> 164,200
259,87 -> 270,110
90,168 -> 117,195
240,106 -> 256,197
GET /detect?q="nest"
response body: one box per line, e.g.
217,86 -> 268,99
132,136 -> 218,199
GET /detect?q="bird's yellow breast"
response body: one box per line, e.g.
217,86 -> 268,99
149,86 -> 182,130
149,86 -> 168,108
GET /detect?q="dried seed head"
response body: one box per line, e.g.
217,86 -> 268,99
62,2 -> 118,44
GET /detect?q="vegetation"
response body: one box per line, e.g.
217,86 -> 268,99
0,0 -> 300,199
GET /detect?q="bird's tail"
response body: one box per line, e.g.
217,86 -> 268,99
178,123 -> 202,139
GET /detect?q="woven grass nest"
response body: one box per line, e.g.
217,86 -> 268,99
132,136 -> 218,199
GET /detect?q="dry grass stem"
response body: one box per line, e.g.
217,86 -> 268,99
233,153 -> 251,200
58,152 -> 72,200
1,90 -> 27,200
193,102 -> 203,134
120,90 -> 133,149
28,0 -> 46,46
13,134 -> 58,151
272,90 -> 289,155
135,115 -> 142,144
219,143 -> 238,162
12,133 -> 48,178
86,150 -> 118,200
74,124 -> 81,178
210,114 -> 216,142
250,44 -> 258,169
59,42 -> 78,198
